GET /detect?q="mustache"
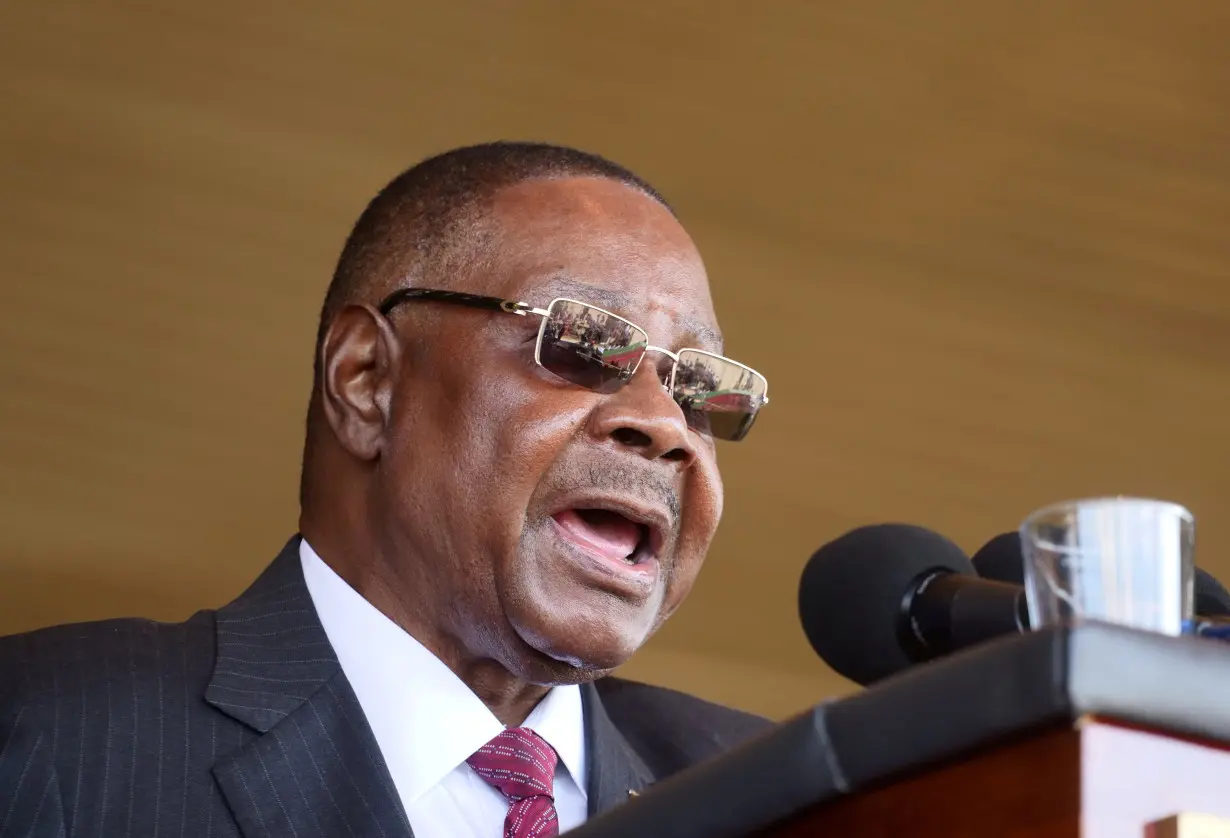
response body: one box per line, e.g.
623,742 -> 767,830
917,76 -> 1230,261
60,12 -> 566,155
555,460 -> 682,526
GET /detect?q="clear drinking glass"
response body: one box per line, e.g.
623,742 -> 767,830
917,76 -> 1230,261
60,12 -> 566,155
1019,497 -> 1194,636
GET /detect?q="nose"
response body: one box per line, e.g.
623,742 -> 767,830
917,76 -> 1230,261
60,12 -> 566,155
586,360 -> 698,465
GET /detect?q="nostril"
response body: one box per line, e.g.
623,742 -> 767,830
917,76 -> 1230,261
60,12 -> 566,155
613,426 -> 689,462
612,427 -> 652,448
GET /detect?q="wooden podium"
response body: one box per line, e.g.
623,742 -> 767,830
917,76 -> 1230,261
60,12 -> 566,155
768,718 -> 1230,838
572,624 -> 1230,838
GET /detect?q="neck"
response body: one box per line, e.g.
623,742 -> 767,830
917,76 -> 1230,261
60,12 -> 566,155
452,660 -> 553,727
299,517 -> 551,727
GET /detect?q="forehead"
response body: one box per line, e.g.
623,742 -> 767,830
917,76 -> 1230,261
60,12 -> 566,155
482,177 -> 722,351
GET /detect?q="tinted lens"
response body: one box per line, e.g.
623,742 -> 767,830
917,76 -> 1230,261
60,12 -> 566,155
537,300 -> 648,395
671,349 -> 768,441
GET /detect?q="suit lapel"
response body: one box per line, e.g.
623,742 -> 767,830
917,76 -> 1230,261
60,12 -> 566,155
581,682 -> 654,817
207,537 -> 413,838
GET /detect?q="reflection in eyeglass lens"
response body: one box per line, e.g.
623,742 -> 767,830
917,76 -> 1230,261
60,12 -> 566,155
539,301 -> 765,440
671,353 -> 765,442
673,355 -> 763,410
549,301 -> 646,376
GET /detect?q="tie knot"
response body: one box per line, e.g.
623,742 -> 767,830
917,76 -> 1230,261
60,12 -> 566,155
466,727 -> 559,803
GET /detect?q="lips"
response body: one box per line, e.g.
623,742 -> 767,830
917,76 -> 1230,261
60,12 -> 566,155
547,497 -> 670,573
553,508 -> 649,564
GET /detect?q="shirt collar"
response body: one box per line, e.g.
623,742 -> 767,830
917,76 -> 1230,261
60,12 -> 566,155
299,538 -> 587,806
522,671 -> 586,794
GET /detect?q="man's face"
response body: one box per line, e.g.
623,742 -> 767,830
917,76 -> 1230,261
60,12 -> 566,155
378,176 -> 724,681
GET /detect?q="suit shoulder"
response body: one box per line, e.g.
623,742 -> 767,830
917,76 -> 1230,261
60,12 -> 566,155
0,612 -> 217,712
595,676 -> 771,739
594,677 -> 772,775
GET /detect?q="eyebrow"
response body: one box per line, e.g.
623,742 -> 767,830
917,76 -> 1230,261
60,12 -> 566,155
532,276 -> 725,352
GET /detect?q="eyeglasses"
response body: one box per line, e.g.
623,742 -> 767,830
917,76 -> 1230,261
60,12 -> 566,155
376,288 -> 769,442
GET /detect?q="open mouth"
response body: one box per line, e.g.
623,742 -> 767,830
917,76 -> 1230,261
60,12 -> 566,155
551,508 -> 657,566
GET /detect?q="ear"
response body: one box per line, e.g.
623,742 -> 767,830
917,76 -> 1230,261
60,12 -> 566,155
318,304 -> 401,462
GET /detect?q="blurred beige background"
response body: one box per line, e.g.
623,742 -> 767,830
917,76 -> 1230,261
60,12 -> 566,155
2,1 -> 1228,720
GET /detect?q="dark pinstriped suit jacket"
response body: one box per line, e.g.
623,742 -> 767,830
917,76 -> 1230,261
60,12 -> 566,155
0,538 -> 770,837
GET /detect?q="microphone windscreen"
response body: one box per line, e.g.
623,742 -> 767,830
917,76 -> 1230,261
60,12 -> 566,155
798,523 -> 974,686
1196,569 -> 1230,617
971,532 -> 1024,584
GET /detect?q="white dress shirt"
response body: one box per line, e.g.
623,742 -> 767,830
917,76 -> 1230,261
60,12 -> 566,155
300,540 -> 588,837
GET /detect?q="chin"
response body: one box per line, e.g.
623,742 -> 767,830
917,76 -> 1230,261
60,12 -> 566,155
507,605 -> 656,683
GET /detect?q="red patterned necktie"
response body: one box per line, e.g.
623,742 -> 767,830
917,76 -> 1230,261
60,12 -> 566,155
466,727 -> 560,838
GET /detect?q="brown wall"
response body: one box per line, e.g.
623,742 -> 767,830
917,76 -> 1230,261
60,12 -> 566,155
2,1 -> 1228,719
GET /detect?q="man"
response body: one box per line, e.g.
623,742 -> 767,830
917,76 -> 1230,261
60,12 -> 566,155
0,142 -> 772,837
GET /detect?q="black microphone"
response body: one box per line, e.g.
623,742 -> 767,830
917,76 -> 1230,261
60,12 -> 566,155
798,524 -> 1029,686
1198,575 -> 1230,618
969,531 -> 1026,585
971,531 -> 1230,618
